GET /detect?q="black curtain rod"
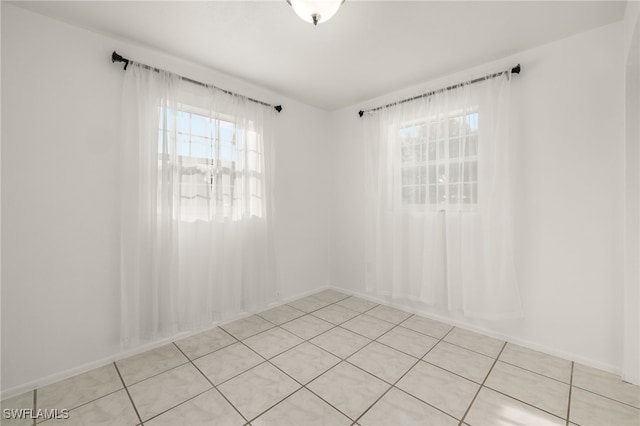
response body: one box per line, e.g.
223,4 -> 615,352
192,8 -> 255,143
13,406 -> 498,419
358,64 -> 520,117
112,51 -> 283,113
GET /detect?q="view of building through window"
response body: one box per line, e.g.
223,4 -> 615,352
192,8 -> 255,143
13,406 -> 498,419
400,111 -> 478,210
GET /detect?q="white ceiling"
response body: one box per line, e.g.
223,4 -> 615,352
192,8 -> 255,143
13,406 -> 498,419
12,1 -> 626,110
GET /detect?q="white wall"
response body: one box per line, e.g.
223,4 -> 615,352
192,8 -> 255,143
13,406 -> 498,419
329,22 -> 626,374
623,0 -> 640,384
1,3 -> 330,395
0,1 -> 630,397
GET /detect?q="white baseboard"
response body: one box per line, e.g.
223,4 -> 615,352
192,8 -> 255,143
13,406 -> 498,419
0,286 -> 326,400
4,282 -> 624,400
326,285 -> 623,378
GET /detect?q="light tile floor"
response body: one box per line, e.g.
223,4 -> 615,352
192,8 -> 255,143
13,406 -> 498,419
2,289 -> 639,425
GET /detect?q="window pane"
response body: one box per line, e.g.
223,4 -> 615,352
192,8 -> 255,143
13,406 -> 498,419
220,121 -> 235,144
177,111 -> 190,135
449,117 -> 460,137
402,168 -> 415,186
177,133 -> 190,157
449,138 -> 460,158
449,163 -> 460,183
417,186 -> 426,204
468,113 -> 479,131
463,183 -> 477,204
190,137 -> 211,160
463,161 -> 478,182
399,109 -> 478,210
190,114 -> 209,137
465,135 -> 478,157
402,186 -> 415,204
428,165 -> 437,183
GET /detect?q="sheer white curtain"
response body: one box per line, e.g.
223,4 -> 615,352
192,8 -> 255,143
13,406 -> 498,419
364,72 -> 522,319
120,64 -> 278,346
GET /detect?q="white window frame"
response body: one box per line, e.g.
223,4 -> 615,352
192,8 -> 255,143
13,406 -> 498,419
398,107 -> 479,213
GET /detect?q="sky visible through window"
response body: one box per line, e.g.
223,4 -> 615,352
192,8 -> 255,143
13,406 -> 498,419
159,109 -> 240,162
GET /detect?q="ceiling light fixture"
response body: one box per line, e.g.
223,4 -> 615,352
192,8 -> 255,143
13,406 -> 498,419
287,0 -> 345,26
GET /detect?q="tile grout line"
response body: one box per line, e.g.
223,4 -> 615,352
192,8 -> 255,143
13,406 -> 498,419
172,341 -> 251,426
228,298 -> 385,423
457,341 -> 508,426
497,358 -> 572,386
140,388 -> 214,424
32,389 -> 37,426
351,324 -> 458,425
113,362 -> 144,426
202,325 -> 337,422
235,332 -> 354,423
566,361 -> 574,426
296,310 -> 460,422
232,325 -> 354,422
570,384 -> 640,409
482,386 -> 569,421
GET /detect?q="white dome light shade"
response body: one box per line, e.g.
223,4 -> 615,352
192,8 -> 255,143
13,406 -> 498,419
288,0 -> 344,25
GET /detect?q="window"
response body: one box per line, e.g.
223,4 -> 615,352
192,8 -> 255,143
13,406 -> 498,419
399,110 -> 478,210
158,105 -> 263,222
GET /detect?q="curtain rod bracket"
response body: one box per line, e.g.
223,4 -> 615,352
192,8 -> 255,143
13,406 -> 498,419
112,51 -> 129,70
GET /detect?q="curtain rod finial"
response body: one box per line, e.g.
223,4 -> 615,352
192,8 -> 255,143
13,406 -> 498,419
512,64 -> 521,74
274,105 -> 282,113
112,51 -> 129,70
358,110 -> 364,117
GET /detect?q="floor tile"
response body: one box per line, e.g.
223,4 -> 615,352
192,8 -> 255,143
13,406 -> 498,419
280,315 -> 334,340
116,344 -> 188,386
444,328 -> 504,358
127,363 -> 211,421
243,328 -> 303,359
310,327 -> 371,359
366,305 -> 412,324
311,305 -> 360,325
377,326 -> 438,358
569,387 -> 640,426
257,305 -> 305,325
464,387 -> 565,426
145,389 -> 245,426
174,326 -> 236,360
499,343 -> 571,383
359,387 -> 458,426
43,389 -> 138,426
341,314 -> 395,340
424,341 -> 494,383
572,363 -> 640,408
485,361 -> 569,418
312,289 -> 350,304
348,342 -> 417,384
217,362 -> 300,421
193,342 -> 263,385
220,315 -> 274,340
270,342 -> 340,384
1,391 -> 34,426
307,362 -> 389,420
400,315 -> 453,339
396,361 -> 479,419
252,388 -> 351,426
336,296 -> 378,313
287,296 -> 330,313
37,364 -> 122,412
